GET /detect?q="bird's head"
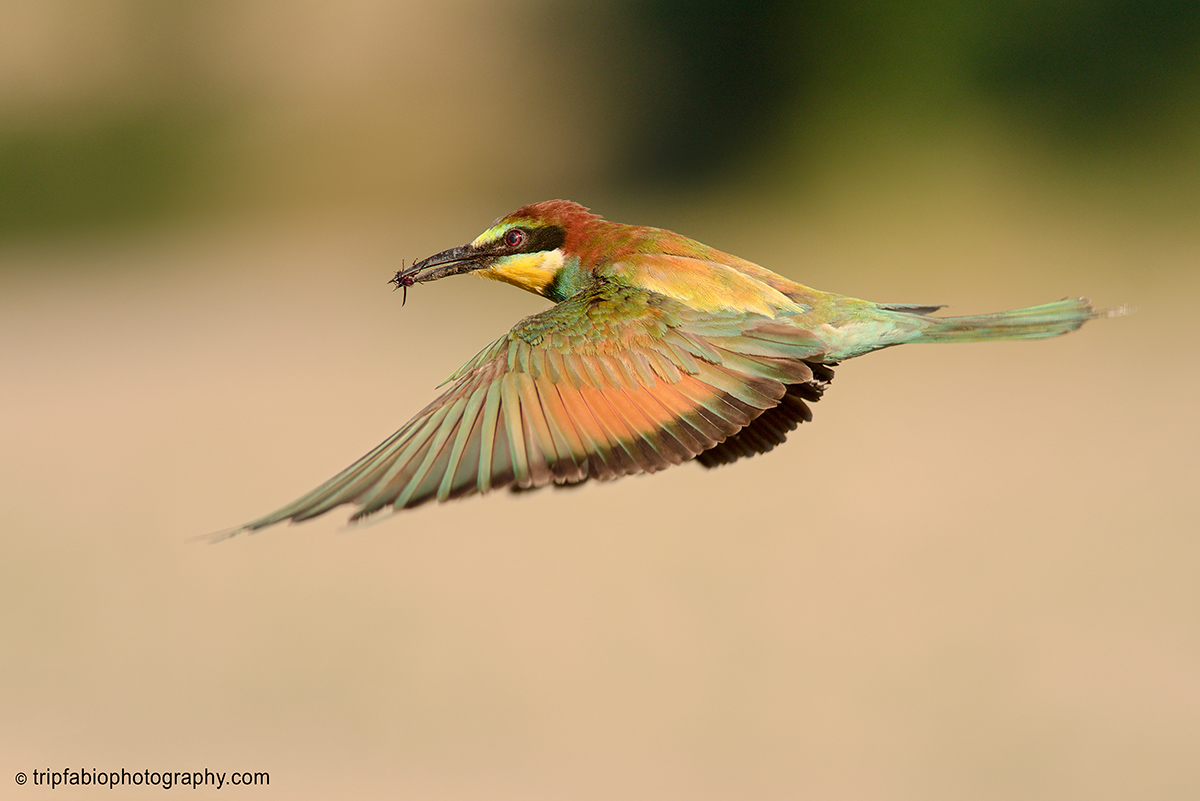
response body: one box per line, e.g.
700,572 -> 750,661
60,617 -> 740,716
392,200 -> 601,300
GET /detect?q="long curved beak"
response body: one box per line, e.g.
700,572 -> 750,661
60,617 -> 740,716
390,244 -> 492,289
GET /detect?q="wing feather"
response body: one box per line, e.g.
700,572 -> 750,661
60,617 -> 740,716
550,382 -> 623,480
391,395 -> 470,508
438,385 -> 489,501
231,280 -> 836,533
576,383 -> 647,474
499,376 -> 530,487
532,374 -> 588,469
353,400 -> 459,515
477,379 -> 503,493
596,386 -> 677,471
515,373 -> 557,487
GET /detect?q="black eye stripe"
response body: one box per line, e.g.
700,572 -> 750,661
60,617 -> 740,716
522,225 -> 566,253
496,225 -> 566,255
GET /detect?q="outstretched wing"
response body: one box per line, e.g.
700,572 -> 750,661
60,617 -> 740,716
232,281 -> 828,534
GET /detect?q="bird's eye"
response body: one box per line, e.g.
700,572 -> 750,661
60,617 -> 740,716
503,229 -> 526,248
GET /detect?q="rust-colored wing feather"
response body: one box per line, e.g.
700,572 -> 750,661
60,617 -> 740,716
231,282 -> 830,534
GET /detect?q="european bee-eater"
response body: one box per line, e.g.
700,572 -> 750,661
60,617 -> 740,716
225,200 -> 1119,536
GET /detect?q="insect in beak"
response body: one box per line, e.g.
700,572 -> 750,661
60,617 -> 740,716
389,260 -> 415,306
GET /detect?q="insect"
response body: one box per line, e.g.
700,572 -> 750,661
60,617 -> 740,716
389,260 -> 414,305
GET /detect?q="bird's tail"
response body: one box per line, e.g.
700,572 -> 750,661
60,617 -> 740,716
913,297 -> 1123,343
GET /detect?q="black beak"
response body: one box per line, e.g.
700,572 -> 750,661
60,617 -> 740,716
389,244 -> 492,290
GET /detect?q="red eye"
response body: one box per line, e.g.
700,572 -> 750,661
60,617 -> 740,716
504,229 -> 525,248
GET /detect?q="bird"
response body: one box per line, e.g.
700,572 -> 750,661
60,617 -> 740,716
222,200 -> 1120,537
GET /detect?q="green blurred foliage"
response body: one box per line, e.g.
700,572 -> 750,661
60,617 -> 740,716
0,107 -> 226,237
978,0 -> 1200,140
0,0 -> 1196,239
598,0 -> 821,182
607,0 -> 1200,180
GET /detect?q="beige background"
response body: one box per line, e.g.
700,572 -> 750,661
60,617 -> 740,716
2,3 -> 1197,799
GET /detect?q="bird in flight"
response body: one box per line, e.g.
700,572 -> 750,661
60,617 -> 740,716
222,200 -> 1118,537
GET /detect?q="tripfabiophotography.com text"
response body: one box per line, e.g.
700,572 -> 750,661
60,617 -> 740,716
15,767 -> 268,790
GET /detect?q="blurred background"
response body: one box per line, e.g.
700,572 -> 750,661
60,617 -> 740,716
2,1 -> 1197,799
